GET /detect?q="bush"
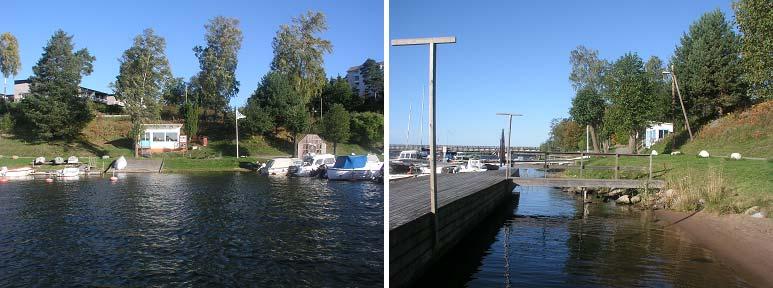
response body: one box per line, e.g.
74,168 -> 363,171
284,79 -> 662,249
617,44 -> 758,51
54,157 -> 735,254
350,112 -> 383,148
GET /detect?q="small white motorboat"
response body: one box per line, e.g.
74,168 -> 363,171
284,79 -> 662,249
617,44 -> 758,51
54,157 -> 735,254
0,167 -> 34,177
259,158 -> 302,176
67,156 -> 79,164
56,167 -> 80,177
327,154 -> 383,181
290,154 -> 336,177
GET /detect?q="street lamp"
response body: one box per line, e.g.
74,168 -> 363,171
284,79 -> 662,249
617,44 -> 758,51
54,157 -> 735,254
392,36 -> 456,245
662,65 -> 693,141
496,113 -> 523,179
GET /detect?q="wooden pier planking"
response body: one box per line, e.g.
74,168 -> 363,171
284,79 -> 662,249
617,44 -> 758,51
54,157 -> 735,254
389,171 -> 507,230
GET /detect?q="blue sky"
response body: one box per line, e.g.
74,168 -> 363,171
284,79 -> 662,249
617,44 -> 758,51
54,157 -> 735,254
389,0 -> 736,147
5,0 -> 382,107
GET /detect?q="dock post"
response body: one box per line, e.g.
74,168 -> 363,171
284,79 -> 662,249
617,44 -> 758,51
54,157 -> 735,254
614,154 -> 619,180
648,154 -> 653,184
580,152 -> 584,178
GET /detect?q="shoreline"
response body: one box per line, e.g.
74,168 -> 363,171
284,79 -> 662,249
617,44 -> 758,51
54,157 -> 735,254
655,210 -> 773,287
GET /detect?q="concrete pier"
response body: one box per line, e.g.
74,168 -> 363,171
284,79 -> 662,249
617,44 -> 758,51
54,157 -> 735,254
389,172 -> 515,287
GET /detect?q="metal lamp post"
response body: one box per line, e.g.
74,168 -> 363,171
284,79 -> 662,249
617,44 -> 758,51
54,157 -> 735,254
392,36 -> 456,245
496,113 -> 523,179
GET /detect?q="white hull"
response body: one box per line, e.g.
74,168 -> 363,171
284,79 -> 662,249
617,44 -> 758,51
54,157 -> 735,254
260,168 -> 288,176
57,168 -> 80,177
326,167 -> 382,181
1,168 -> 33,177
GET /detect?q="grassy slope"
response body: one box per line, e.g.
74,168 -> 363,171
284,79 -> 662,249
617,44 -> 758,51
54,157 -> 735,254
1,117 -> 380,170
569,100 -> 773,213
651,100 -> 772,158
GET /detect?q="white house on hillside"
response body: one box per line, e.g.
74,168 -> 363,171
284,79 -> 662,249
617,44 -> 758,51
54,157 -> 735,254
139,124 -> 185,153
645,122 -> 673,148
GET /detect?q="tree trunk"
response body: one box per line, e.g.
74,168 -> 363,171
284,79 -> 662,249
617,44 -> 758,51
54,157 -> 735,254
589,125 -> 600,153
134,132 -> 140,158
628,134 -> 636,154
333,142 -> 337,155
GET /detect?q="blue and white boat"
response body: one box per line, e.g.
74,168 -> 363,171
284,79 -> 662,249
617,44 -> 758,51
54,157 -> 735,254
326,154 -> 383,181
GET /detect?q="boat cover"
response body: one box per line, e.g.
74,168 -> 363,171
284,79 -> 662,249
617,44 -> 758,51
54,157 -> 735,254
332,155 -> 367,169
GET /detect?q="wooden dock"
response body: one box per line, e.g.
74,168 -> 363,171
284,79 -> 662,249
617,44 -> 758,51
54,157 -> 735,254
390,171 -> 514,287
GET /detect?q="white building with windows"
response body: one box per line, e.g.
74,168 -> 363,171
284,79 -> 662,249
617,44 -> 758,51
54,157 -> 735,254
139,124 -> 185,152
645,122 -> 673,148
345,60 -> 383,97
5,79 -> 124,107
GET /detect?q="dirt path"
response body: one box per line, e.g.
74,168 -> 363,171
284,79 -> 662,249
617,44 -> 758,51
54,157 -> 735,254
655,210 -> 773,287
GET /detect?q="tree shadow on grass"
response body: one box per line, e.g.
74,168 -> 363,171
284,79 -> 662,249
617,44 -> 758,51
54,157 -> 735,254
106,137 -> 133,150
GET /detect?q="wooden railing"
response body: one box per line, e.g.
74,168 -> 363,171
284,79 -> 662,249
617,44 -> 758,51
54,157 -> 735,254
508,151 -> 655,181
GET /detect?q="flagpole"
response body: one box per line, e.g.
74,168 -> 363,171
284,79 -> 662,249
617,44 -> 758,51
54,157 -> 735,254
235,107 -> 239,158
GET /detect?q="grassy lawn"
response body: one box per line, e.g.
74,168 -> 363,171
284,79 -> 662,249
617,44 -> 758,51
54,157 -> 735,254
161,156 -> 267,172
564,154 -> 773,213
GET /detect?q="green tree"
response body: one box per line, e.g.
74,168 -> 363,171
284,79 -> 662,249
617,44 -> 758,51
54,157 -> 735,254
251,71 -> 299,132
350,111 -> 383,148
733,0 -> 773,100
605,53 -> 656,153
568,46 -> 609,151
270,11 -> 332,107
193,16 -> 243,117
569,87 -> 605,152
644,56 -> 673,123
359,59 -> 383,112
542,118 -> 584,152
285,103 -> 309,155
569,45 -> 609,92
241,98 -> 273,135
671,10 -> 745,119
319,76 -> 356,113
0,32 -> 21,99
323,103 -> 350,154
183,102 -> 201,141
162,77 -> 187,106
15,30 -> 94,141
113,28 -> 173,157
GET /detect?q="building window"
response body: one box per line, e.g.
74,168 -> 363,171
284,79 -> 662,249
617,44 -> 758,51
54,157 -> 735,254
153,132 -> 164,142
144,132 -> 151,141
166,132 -> 178,142
354,76 -> 359,81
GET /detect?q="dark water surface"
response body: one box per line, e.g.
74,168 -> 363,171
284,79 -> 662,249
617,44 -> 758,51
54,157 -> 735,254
416,169 -> 754,287
0,173 -> 383,287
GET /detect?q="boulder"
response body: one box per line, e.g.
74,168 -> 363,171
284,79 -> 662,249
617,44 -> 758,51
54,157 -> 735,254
650,150 -> 659,156
616,195 -> 631,204
744,206 -> 760,215
670,151 -> 682,155
698,150 -> 710,158
631,195 -> 642,204
11,155 -> 18,160
751,212 -> 765,218
608,188 -> 625,197
730,153 -> 742,160
101,155 -> 110,159
664,189 -> 675,198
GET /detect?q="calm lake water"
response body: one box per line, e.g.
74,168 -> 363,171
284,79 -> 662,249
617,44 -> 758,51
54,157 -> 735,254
416,169 -> 754,287
0,173 -> 383,287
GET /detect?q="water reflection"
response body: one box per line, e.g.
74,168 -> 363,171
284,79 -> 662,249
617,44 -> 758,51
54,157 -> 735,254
415,169 -> 753,287
0,173 -> 383,286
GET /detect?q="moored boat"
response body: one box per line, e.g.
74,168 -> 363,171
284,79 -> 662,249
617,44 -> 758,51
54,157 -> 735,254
56,167 -> 80,177
0,167 -> 34,177
290,154 -> 336,177
327,154 -> 383,181
259,158 -> 302,176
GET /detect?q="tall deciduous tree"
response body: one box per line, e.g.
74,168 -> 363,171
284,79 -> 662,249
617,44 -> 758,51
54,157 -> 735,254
15,30 -> 94,141
605,53 -> 656,153
733,0 -> 773,101
569,87 -> 605,152
323,103 -> 350,154
193,16 -> 243,116
0,32 -> 21,99
319,76 -> 356,113
113,28 -> 173,157
569,46 -> 609,93
568,46 -> 609,151
671,10 -> 745,119
270,11 -> 332,107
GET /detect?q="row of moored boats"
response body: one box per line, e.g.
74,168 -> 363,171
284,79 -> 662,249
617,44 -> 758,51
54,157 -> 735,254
257,154 -> 383,181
